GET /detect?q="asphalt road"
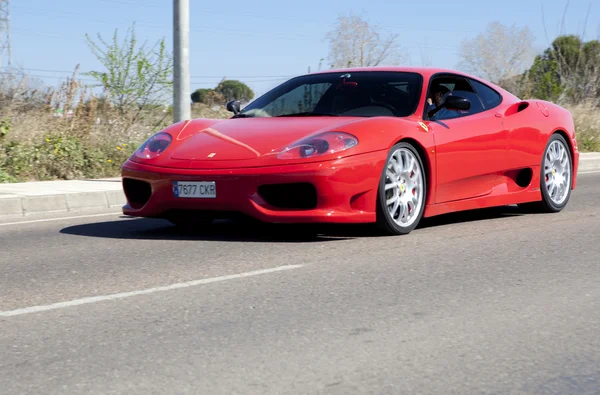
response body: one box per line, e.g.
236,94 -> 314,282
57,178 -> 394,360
1,173 -> 599,394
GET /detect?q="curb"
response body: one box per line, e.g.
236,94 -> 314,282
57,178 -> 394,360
0,179 -> 126,219
0,190 -> 126,218
0,153 -> 599,219
579,152 -> 600,173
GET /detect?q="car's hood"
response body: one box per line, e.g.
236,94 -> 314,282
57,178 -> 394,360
159,116 -> 370,168
130,115 -> 420,169
170,117 -> 360,161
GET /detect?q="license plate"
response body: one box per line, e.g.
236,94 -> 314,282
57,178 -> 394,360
173,181 -> 216,198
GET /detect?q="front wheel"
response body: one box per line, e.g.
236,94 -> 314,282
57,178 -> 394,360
519,133 -> 573,213
376,142 -> 427,235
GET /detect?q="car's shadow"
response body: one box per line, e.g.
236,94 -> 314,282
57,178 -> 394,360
60,217 -> 353,243
418,204 -> 527,229
60,205 -> 527,243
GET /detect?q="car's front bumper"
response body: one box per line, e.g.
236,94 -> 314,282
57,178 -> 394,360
120,151 -> 386,224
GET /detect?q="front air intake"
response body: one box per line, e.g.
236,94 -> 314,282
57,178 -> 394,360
122,178 -> 152,209
258,183 -> 317,210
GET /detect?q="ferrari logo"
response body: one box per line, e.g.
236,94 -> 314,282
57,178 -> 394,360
551,169 -> 556,176
207,152 -> 216,158
400,184 -> 406,193
418,122 -> 429,132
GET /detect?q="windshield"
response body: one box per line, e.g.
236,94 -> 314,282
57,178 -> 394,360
236,71 -> 423,118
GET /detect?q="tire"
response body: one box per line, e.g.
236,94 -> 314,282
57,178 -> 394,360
519,133 -> 573,213
376,142 -> 427,235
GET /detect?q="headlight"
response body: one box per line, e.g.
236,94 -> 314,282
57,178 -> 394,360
277,132 -> 358,160
133,132 -> 172,160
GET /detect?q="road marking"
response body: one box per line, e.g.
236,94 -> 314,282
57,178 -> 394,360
0,212 -> 124,227
579,170 -> 600,175
0,265 -> 303,317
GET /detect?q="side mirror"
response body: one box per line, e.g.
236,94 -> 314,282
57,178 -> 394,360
444,95 -> 471,111
427,95 -> 471,118
226,99 -> 241,114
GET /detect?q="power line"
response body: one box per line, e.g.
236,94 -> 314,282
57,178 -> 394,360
0,66 -> 296,80
0,70 -> 290,89
12,8 -> 309,42
5,3 -> 464,86
12,5 -> 480,42
0,70 -> 97,83
10,23 -> 460,53
94,0 -> 481,34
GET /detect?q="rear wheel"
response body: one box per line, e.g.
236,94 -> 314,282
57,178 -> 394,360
519,133 -> 573,213
376,142 -> 427,235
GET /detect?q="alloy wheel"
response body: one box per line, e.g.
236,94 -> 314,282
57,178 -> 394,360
543,139 -> 571,206
383,147 -> 424,228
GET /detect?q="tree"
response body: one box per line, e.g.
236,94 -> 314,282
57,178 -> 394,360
580,40 -> 600,101
524,52 -> 563,101
191,88 -> 225,106
191,80 -> 254,105
523,35 -> 600,104
215,80 -> 254,102
325,13 -> 403,68
85,23 -> 173,119
457,21 -> 535,84
191,88 -> 212,104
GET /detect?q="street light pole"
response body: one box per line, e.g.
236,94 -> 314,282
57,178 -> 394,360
173,0 -> 190,122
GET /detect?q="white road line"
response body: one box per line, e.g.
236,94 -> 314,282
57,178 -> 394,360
579,170 -> 600,175
0,212 -> 124,227
0,265 -> 303,317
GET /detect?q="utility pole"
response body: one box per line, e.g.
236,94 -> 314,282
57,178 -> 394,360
0,0 -> 11,69
173,0 -> 190,122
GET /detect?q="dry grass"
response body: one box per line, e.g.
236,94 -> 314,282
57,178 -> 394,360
1,69 -> 598,183
0,72 -> 231,183
565,102 -> 600,152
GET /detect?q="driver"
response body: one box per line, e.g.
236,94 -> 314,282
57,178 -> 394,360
426,85 -> 451,112
426,85 -> 464,120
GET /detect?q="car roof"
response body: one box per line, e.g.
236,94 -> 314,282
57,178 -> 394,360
308,66 -> 472,79
305,66 -> 516,100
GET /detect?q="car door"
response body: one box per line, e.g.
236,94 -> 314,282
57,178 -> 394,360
499,101 -> 547,170
426,75 -> 509,204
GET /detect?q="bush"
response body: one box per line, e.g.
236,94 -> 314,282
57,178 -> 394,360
191,80 -> 254,105
191,88 -> 212,104
0,70 -> 230,183
215,80 -> 254,102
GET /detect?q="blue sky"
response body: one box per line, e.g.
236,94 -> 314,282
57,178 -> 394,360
6,0 -> 600,98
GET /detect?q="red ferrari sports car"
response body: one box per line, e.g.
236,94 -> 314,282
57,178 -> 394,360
121,67 -> 580,235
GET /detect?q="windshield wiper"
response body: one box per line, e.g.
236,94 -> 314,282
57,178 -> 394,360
275,112 -> 338,117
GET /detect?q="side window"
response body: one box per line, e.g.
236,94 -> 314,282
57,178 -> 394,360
469,79 -> 502,109
425,75 -> 485,121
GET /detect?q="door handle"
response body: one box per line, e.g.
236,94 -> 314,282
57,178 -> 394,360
495,112 -> 503,118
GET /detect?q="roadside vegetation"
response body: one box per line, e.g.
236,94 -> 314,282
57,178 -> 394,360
0,7 -> 599,183
0,25 -> 232,182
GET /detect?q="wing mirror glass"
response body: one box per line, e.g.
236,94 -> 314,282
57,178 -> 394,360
226,99 -> 241,114
444,95 -> 471,111
427,95 -> 471,118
